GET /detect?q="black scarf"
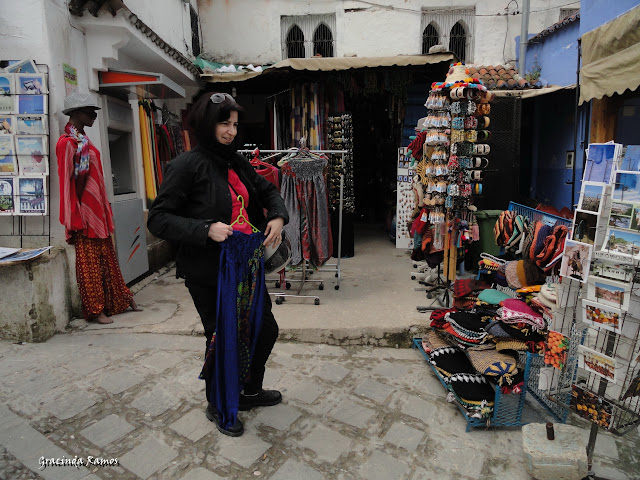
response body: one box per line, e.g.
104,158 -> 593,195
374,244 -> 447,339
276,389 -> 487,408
207,141 -> 239,168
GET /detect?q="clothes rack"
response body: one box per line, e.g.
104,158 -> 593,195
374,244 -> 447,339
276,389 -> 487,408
238,149 -> 347,305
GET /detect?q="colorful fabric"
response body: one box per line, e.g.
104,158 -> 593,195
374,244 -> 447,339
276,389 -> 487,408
499,298 -> 546,330
200,232 -> 266,430
430,308 -> 457,329
228,168 -> 253,235
65,123 -> 90,197
74,234 -> 132,320
280,157 -> 332,267
56,123 -> 115,243
535,225 -> 568,269
467,348 -> 518,385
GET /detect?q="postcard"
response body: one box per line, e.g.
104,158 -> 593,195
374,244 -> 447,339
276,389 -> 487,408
560,240 -> 592,283
5,59 -> 39,74
18,95 -> 46,115
578,182 -> 605,214
0,246 -> 51,264
583,143 -> 618,184
612,171 -> 640,203
0,115 -> 14,134
17,176 -> 47,215
15,115 -> 47,135
544,330 -> 569,370
15,74 -> 47,94
609,213 -> 632,229
570,384 -> 614,430
611,202 -> 633,217
582,299 -> 623,333
0,247 -> 20,259
573,210 -> 599,245
0,176 -> 15,214
0,136 -> 17,174
629,207 -> 640,231
578,345 -> 617,382
0,74 -> 16,114
587,276 -> 631,310
590,257 -> 635,282
620,145 -> 640,171
602,227 -> 640,259
16,135 -> 49,175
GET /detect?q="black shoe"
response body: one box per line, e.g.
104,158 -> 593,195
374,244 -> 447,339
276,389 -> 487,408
239,389 -> 282,411
206,403 -> 244,437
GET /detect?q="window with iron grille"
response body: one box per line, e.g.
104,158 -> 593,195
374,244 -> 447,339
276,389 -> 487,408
281,14 -> 336,59
286,25 -> 305,58
190,6 -> 201,58
449,22 -> 466,62
313,23 -> 334,57
422,23 -> 439,54
559,8 -> 579,21
421,7 -> 474,62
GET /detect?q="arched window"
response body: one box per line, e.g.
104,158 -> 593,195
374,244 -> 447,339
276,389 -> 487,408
313,23 -> 334,57
422,23 -> 439,54
286,25 -> 305,59
449,21 -> 466,61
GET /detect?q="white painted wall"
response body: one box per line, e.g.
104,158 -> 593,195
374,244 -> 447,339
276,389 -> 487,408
198,0 -> 580,67
124,0 -> 200,58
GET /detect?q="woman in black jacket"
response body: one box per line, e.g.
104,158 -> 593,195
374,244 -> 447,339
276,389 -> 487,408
148,92 -> 288,437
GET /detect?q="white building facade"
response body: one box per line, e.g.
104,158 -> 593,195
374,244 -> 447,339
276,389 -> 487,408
198,0 -> 579,67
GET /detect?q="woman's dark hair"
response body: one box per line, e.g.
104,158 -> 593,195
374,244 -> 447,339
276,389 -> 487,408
187,92 -> 244,149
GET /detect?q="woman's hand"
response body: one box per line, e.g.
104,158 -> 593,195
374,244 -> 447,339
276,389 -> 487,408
208,222 -> 233,242
264,217 -> 285,247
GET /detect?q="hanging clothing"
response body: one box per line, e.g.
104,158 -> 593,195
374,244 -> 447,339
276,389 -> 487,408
199,231 -> 266,430
281,157 -> 332,267
56,123 -> 115,243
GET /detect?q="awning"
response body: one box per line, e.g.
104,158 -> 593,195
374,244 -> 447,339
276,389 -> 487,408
201,53 -> 455,83
579,4 -> 640,104
99,69 -> 185,99
492,84 -> 576,99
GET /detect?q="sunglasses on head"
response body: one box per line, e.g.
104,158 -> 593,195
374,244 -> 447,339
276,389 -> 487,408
210,93 -> 235,104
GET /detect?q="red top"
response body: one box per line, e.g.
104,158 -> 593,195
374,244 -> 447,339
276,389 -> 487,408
56,131 -> 114,243
228,168 -> 253,234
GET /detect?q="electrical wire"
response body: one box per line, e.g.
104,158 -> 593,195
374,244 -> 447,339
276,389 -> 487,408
350,0 -> 580,17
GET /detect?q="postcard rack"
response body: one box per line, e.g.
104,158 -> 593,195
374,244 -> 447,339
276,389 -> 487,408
0,61 -> 51,248
542,143 -> 640,479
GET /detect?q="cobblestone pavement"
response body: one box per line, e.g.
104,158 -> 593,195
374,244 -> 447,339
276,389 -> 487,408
1,331 -> 638,480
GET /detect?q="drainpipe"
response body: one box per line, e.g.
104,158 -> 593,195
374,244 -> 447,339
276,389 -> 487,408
571,39 -> 581,208
519,0 -> 531,75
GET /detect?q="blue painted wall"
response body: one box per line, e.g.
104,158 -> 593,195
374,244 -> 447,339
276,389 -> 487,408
524,22 -> 579,87
579,0 -> 640,36
527,90 -> 587,211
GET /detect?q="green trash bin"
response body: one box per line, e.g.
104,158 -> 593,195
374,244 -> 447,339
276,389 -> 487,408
468,210 -> 503,270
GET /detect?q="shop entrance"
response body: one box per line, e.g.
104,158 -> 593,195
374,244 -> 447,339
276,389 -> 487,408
345,90 -> 399,227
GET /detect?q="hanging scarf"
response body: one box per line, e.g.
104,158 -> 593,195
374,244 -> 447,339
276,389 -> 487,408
64,123 -> 90,198
199,232 -> 266,429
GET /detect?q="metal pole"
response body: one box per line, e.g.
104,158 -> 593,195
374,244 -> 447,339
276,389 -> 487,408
571,39 -> 581,208
519,0 -> 531,76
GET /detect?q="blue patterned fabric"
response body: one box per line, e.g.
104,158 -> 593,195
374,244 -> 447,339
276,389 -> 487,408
200,231 -> 266,429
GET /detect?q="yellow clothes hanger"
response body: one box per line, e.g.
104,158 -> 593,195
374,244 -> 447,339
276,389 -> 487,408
230,194 -> 260,233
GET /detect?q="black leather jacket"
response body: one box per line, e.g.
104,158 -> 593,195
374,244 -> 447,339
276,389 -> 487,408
147,145 -> 288,286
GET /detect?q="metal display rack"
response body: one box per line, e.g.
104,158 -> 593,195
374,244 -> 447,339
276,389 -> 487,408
0,63 -> 51,249
238,148 -> 347,305
412,337 -> 566,431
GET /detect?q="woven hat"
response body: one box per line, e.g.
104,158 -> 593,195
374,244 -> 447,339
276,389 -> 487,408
444,63 -> 470,85
421,330 -> 451,353
477,288 -> 511,305
429,346 -> 475,376
506,215 -> 529,251
494,338 -> 529,352
447,311 -> 488,333
467,348 -> 518,385
444,373 -> 496,405
499,298 -> 546,330
485,320 -> 511,338
498,321 -> 546,342
62,91 -> 101,115
505,261 -> 522,290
